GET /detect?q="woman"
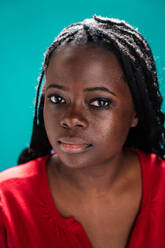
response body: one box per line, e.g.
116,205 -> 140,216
0,15 -> 165,248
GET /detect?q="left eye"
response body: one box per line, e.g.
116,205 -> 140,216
89,98 -> 111,108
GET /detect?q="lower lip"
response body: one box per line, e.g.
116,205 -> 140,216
59,142 -> 92,153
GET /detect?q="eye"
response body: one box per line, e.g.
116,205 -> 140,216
89,97 -> 112,109
47,94 -> 65,104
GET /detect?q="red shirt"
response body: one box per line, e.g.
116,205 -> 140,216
0,149 -> 165,248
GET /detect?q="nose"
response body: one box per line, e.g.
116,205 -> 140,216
60,108 -> 88,129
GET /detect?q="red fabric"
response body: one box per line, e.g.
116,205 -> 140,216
0,149 -> 165,248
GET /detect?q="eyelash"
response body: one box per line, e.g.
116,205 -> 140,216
47,94 -> 112,110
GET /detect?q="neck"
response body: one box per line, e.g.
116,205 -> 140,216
49,149 -> 130,197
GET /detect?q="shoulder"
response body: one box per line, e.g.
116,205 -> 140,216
0,155 -> 50,231
128,148 -> 165,173
134,149 -> 165,182
136,149 -> 165,171
135,149 -> 165,199
0,155 -> 49,190
129,148 -> 165,191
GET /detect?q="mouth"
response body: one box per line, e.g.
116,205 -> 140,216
57,137 -> 93,153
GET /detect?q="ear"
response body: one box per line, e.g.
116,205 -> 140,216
131,113 -> 139,128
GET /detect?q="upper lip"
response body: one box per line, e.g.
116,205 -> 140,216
58,137 -> 91,145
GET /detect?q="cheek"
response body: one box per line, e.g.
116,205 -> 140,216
43,104 -> 59,144
44,101 -> 60,126
94,110 -> 134,147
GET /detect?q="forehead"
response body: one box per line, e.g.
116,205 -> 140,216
44,44 -> 130,97
47,44 -> 124,77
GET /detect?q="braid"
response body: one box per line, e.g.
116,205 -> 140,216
18,14 -> 165,164
17,71 -> 52,165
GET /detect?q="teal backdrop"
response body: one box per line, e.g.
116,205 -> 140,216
0,0 -> 165,171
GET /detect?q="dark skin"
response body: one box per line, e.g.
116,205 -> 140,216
43,44 -> 142,248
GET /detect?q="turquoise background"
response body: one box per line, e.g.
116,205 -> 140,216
0,0 -> 165,171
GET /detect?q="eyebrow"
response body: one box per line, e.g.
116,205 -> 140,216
46,84 -> 117,96
46,84 -> 67,91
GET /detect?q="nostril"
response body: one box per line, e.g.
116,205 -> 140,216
60,116 -> 88,129
61,121 -> 84,129
61,122 -> 69,129
77,124 -> 84,127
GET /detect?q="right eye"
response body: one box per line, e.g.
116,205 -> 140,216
47,94 -> 66,104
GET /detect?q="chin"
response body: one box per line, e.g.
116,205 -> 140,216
55,150 -> 95,170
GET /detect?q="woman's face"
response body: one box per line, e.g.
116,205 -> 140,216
43,44 -> 138,169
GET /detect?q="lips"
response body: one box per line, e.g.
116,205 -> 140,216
57,137 -> 92,153
58,137 -> 91,146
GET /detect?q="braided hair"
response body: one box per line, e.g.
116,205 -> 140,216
18,15 -> 165,164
